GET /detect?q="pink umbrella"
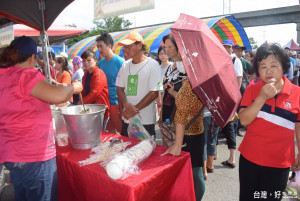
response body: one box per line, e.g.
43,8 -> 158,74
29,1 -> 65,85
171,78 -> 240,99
171,13 -> 242,128
14,24 -> 88,44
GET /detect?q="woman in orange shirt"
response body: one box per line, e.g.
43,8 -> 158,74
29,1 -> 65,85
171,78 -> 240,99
53,56 -> 73,103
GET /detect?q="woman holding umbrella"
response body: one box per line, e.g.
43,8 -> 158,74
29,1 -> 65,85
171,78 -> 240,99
162,34 -> 206,201
0,36 -> 82,201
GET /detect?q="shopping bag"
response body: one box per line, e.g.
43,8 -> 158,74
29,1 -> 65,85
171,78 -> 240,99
127,117 -> 151,140
158,121 -> 176,147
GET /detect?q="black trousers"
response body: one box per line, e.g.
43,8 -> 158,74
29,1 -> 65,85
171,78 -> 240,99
121,121 -> 156,137
239,155 -> 290,201
182,134 -> 204,168
222,121 -> 236,149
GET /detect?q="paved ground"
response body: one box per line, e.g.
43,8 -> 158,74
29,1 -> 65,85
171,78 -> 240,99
202,135 -> 243,201
155,127 -> 244,201
0,128 -> 293,201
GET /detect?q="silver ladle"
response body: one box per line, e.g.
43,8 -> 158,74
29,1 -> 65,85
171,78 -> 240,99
79,93 -> 89,114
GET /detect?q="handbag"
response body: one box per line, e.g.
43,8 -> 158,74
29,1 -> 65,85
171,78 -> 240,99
159,106 -> 205,147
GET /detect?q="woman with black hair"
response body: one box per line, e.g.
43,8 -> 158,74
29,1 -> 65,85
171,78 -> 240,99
53,56 -> 73,103
156,46 -> 172,116
160,34 -> 187,122
54,56 -> 72,86
0,36 -> 82,201
157,45 -> 171,80
238,43 -> 300,200
161,34 -> 205,201
81,50 -> 110,130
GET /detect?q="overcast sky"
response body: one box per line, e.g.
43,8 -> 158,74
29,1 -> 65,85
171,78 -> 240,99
53,0 -> 299,46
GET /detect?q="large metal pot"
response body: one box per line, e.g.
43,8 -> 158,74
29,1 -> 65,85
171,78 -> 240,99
61,104 -> 107,150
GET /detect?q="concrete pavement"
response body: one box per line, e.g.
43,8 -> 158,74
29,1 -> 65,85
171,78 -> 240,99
202,134 -> 243,201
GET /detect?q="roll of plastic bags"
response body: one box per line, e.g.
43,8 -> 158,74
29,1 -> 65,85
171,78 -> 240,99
105,138 -> 156,180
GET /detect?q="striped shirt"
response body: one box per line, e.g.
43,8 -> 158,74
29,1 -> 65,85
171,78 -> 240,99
239,76 -> 300,168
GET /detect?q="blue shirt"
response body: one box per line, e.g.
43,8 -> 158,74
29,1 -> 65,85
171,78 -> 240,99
98,55 -> 124,105
284,58 -> 294,80
72,68 -> 84,83
290,57 -> 296,67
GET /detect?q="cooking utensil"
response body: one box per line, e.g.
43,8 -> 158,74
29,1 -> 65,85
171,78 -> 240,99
79,92 -> 89,114
101,138 -> 121,161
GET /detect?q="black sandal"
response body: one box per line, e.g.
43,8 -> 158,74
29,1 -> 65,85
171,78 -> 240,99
221,160 -> 236,168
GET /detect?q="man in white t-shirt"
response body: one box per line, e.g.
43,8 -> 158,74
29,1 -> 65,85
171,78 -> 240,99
116,31 -> 163,137
222,39 -> 243,88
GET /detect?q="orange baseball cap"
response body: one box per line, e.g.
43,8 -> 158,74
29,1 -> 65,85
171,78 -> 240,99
118,31 -> 144,46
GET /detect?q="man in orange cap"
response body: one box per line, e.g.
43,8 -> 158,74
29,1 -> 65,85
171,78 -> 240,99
116,31 -> 163,138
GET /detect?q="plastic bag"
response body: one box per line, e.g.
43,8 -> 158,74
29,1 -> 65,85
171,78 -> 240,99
0,164 -> 4,195
78,138 -> 131,167
285,171 -> 300,200
127,117 -> 151,140
158,119 -> 176,147
105,138 -> 156,180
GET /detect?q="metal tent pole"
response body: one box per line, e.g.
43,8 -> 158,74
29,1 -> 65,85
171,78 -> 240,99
38,0 -> 51,83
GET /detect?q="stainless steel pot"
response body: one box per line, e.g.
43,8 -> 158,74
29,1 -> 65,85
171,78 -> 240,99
61,104 -> 107,150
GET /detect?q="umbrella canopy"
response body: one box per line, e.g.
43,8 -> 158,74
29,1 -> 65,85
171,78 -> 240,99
0,0 -> 74,31
171,13 -> 242,128
0,0 -> 74,82
283,39 -> 300,51
67,15 -> 251,60
14,24 -> 88,44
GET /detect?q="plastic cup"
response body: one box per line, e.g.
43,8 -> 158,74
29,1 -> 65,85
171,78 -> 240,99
56,134 -> 69,146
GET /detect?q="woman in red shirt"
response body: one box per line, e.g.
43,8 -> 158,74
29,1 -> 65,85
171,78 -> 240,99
238,43 -> 300,200
81,50 -> 110,129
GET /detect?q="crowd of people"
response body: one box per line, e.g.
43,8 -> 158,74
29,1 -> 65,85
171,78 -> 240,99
0,30 -> 300,201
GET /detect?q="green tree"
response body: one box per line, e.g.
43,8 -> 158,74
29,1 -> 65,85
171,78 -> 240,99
67,16 -> 132,47
93,16 -> 132,33
248,37 -> 258,50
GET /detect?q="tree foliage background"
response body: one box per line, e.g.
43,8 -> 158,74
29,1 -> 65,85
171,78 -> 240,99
67,16 -> 132,47
248,37 -> 258,50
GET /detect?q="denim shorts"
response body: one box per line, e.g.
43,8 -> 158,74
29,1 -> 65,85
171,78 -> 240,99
4,157 -> 58,201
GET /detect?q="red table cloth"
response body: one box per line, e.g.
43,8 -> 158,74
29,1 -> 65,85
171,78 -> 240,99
56,132 -> 196,201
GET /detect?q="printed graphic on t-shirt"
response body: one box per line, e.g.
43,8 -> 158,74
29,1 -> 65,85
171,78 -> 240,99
127,75 -> 138,96
284,100 -> 292,109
